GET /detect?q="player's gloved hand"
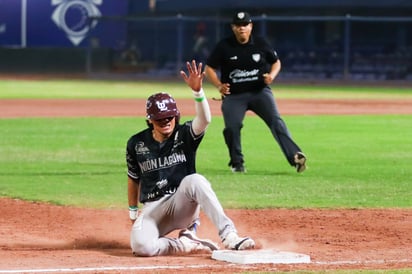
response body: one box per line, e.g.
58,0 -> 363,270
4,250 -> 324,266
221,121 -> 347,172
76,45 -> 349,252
129,206 -> 139,222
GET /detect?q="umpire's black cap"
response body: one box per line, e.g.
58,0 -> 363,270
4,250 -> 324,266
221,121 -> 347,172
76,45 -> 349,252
232,12 -> 252,25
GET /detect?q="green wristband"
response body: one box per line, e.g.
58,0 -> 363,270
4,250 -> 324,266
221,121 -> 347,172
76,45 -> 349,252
128,205 -> 138,211
194,96 -> 205,102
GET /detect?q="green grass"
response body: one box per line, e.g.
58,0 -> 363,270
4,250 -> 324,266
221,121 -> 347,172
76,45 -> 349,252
0,78 -> 411,210
1,78 -> 412,99
1,115 -> 411,209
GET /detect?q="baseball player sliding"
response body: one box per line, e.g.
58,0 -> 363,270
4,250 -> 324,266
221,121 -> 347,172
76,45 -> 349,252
126,60 -> 255,256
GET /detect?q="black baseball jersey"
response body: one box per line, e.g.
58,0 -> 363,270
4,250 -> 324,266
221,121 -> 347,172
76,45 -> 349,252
206,35 -> 279,94
126,121 -> 203,203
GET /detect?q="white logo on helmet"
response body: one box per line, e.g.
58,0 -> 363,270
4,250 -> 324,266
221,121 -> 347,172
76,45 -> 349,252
156,101 -> 168,111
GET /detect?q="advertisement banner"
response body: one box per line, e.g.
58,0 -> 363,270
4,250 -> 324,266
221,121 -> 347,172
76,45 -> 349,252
0,0 -> 128,48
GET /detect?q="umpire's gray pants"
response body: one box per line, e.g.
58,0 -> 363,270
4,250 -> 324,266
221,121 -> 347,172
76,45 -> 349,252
130,173 -> 237,256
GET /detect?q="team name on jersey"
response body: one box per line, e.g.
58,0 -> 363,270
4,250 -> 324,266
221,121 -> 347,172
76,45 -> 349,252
138,152 -> 187,172
229,68 -> 259,83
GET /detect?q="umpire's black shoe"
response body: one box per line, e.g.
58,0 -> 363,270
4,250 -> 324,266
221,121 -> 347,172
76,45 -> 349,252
231,163 -> 246,173
294,152 -> 307,173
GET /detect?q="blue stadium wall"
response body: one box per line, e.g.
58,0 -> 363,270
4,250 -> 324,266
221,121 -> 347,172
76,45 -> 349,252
1,0 -> 411,78
129,0 -> 412,16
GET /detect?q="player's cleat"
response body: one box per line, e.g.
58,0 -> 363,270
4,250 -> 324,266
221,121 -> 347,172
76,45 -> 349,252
294,152 -> 307,173
222,232 -> 255,250
179,229 -> 219,252
179,234 -> 212,253
231,163 -> 246,173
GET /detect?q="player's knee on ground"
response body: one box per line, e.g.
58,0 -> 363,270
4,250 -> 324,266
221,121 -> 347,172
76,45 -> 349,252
131,237 -> 159,257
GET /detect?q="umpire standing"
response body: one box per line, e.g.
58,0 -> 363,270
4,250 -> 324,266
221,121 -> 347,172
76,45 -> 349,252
204,11 -> 307,173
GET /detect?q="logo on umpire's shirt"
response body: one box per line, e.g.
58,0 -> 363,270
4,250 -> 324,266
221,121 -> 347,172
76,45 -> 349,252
51,0 -> 102,46
252,54 -> 261,62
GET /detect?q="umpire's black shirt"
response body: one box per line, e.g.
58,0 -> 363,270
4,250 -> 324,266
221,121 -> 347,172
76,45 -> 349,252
206,35 -> 279,94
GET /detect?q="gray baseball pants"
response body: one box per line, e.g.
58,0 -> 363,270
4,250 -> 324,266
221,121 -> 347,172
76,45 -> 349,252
130,173 -> 237,256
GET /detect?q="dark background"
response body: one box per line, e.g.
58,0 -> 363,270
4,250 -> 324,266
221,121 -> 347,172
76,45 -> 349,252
1,0 -> 411,81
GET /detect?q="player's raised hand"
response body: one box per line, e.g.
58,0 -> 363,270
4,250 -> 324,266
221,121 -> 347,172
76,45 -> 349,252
180,60 -> 204,92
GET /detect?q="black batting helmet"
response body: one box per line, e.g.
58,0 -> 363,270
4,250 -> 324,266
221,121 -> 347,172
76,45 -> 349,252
146,92 -> 180,121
